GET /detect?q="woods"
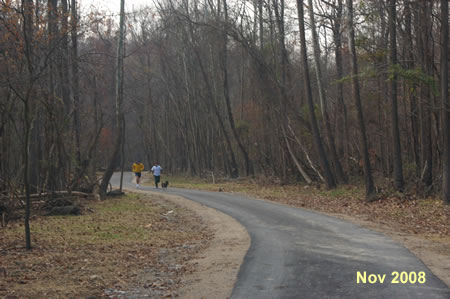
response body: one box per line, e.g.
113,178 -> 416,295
0,0 -> 449,247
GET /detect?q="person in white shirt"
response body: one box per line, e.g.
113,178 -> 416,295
151,162 -> 163,188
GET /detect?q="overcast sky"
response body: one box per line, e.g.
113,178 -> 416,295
82,0 -> 152,14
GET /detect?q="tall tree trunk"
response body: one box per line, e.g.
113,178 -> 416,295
388,0 -> 404,191
404,0 -> 420,178
60,0 -> 70,115
414,1 -> 433,188
259,0 -> 263,50
46,0 -> 58,190
346,0 -> 375,199
100,0 -> 125,195
182,54 -> 202,176
307,0 -> 346,184
24,95 -> 33,250
272,0 -> 311,182
296,0 -> 336,189
191,46 -> 239,178
88,75 -> 100,180
60,0 -> 72,189
441,0 -> 449,204
71,0 -> 81,167
222,0 -> 254,177
23,0 -> 35,250
144,43 -> 154,166
177,7 -> 240,178
332,0 -> 349,171
119,115 -> 125,192
378,2 -> 390,176
377,77 -> 387,175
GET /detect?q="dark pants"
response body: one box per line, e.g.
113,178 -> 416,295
154,175 -> 160,188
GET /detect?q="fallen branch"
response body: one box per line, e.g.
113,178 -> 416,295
0,191 -> 89,201
287,120 -> 325,183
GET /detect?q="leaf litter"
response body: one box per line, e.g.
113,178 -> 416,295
0,193 -> 213,298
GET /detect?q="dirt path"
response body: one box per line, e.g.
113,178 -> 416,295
126,188 -> 250,298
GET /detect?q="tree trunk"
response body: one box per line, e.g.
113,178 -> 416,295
60,0 -> 71,115
332,0 -> 349,172
222,0 -> 254,177
378,3 -> 391,176
388,0 -> 404,191
404,0 -> 420,178
296,0 -> 336,189
71,0 -> 81,167
90,76 -> 100,180
178,9 -> 240,178
23,0 -> 35,250
259,0 -> 263,50
441,0 -> 449,204
272,0 -> 311,182
46,0 -> 58,190
346,0 -> 375,199
182,54 -> 202,176
119,115 -> 125,192
414,1 -> 433,188
307,0 -> 346,184
100,0 -> 125,195
24,96 -> 33,250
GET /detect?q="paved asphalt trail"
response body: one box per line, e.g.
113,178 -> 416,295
112,173 -> 450,298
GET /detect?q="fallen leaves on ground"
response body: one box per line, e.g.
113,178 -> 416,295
0,193 -> 213,298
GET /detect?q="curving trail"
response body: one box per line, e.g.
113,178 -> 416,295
112,173 -> 450,298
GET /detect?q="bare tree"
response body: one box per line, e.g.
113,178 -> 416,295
346,0 -> 375,199
388,0 -> 404,191
22,0 -> 36,249
221,0 -> 254,177
404,0 -> 420,177
4,0 -> 450,217
441,0 -> 449,204
100,0 -> 126,195
296,0 -> 336,189
327,0 -> 350,172
71,0 -> 81,167
414,1 -> 433,189
307,0 -> 346,184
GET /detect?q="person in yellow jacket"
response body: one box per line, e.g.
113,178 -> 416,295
132,160 -> 144,188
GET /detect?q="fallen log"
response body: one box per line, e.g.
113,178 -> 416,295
0,191 -> 89,201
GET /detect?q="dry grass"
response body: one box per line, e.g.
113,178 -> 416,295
0,193 -> 212,298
